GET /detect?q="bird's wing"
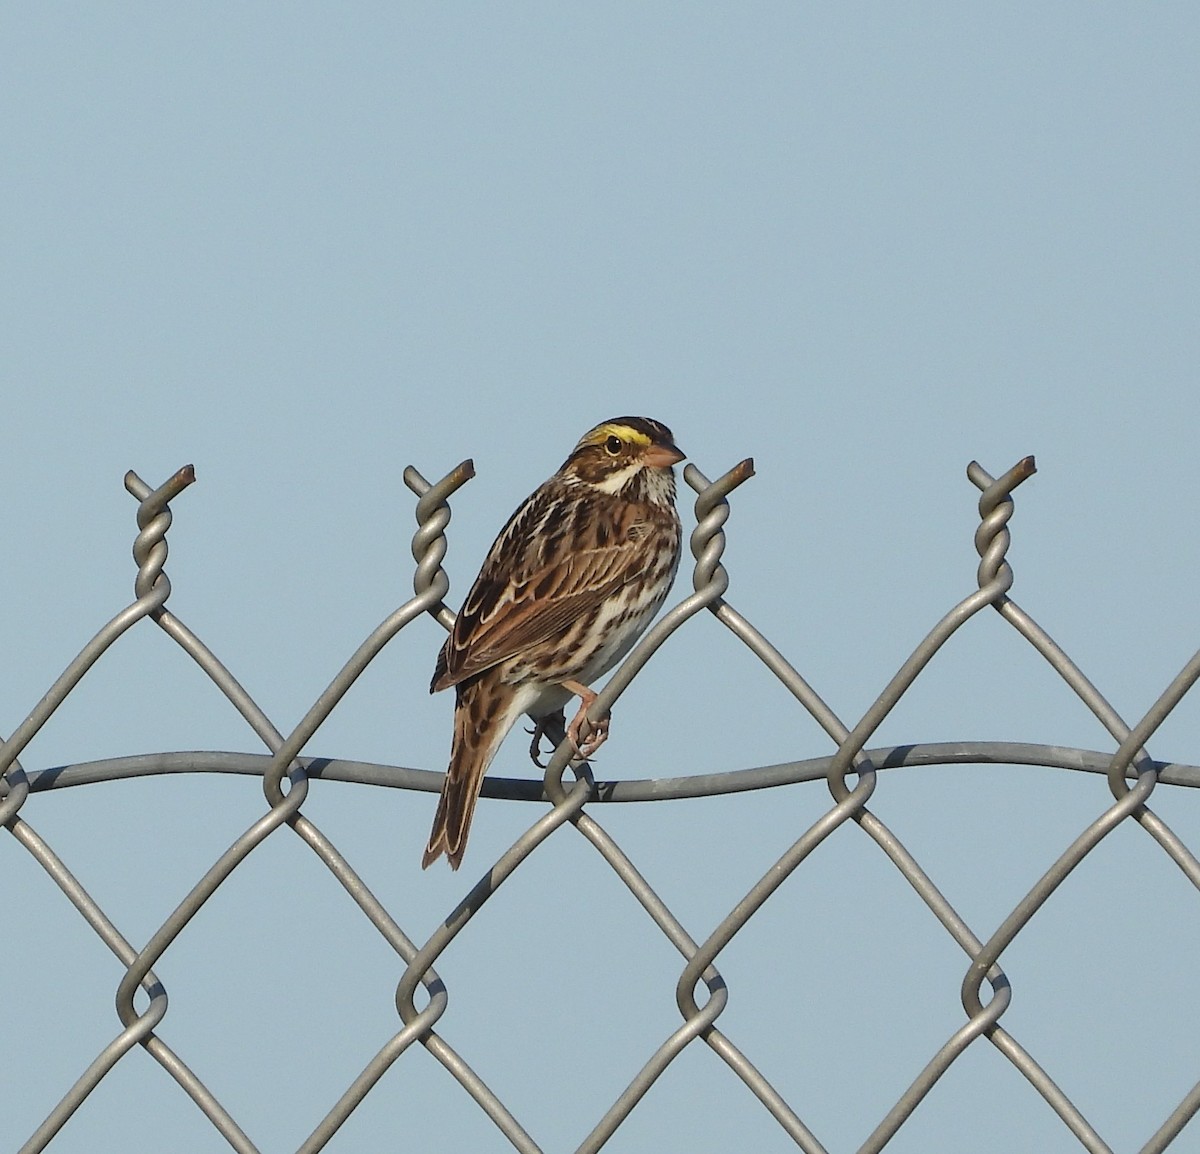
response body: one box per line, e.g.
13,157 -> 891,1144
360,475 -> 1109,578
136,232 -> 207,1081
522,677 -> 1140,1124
432,487 -> 659,690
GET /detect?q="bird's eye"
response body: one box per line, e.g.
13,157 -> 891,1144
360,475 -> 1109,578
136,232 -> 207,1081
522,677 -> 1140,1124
604,435 -> 623,456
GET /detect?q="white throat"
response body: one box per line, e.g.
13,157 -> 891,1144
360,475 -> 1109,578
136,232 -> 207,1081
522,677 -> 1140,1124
591,462 -> 642,495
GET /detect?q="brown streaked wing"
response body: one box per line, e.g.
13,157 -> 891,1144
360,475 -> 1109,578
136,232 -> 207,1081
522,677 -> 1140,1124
432,487 -> 555,690
435,510 -> 654,689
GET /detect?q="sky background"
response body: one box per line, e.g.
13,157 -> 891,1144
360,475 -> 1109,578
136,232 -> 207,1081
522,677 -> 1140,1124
4,4 -> 1200,1152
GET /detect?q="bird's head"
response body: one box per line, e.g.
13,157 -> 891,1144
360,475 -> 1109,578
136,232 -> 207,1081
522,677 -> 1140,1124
561,417 -> 686,502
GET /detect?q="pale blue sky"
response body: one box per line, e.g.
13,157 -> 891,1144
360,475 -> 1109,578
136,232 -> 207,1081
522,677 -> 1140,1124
4,5 -> 1200,1152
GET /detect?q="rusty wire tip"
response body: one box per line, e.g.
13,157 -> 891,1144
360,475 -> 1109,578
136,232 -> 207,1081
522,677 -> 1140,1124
404,459 -> 476,500
123,464 -> 197,506
713,457 -> 756,499
717,458 -> 755,488
682,458 -> 755,511
996,455 -> 1037,494
966,455 -> 1037,500
158,464 -> 197,503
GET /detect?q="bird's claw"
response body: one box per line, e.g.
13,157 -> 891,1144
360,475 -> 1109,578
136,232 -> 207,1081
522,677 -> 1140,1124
527,703 -> 609,765
567,709 -> 610,761
527,711 -> 566,768
527,722 -> 550,768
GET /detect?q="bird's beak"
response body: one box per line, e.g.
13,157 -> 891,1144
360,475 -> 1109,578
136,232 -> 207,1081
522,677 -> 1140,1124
644,443 -> 686,468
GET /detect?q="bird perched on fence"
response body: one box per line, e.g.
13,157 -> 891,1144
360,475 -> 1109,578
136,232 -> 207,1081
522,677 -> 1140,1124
423,416 -> 685,869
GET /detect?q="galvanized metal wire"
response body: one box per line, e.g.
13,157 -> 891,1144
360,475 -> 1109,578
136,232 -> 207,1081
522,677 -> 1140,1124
5,453 -> 1200,1153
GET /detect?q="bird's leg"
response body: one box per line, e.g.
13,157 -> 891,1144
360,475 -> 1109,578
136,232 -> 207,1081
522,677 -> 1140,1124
560,678 -> 610,759
526,709 -> 566,768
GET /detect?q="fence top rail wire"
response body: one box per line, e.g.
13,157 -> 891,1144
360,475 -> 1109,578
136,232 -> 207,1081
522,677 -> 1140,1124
6,451 -> 1200,1154
9,742 -> 1200,800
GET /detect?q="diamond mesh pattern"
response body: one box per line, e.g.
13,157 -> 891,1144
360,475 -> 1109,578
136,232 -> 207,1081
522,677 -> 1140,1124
4,455 -> 1199,1153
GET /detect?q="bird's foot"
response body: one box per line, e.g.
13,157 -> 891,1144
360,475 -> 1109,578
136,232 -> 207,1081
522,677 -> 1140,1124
526,709 -> 566,768
561,680 -> 610,760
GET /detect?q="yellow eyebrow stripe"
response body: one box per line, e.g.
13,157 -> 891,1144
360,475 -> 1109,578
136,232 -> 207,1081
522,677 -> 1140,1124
588,423 -> 653,447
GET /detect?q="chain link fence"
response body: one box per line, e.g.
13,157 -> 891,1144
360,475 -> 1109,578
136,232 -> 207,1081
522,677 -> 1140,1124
4,454 -> 1200,1154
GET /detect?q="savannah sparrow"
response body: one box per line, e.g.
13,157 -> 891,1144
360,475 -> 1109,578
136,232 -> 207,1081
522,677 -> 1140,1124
423,416 -> 685,869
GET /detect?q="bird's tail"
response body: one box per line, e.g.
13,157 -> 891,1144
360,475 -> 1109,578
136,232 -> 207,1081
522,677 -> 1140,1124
423,677 -> 524,869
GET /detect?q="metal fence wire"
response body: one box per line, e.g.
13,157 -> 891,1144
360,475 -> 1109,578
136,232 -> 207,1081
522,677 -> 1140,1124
5,453 -> 1200,1154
